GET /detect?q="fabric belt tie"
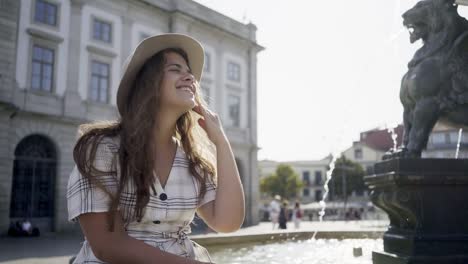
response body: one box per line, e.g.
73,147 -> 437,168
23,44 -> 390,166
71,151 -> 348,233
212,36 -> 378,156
156,226 -> 194,258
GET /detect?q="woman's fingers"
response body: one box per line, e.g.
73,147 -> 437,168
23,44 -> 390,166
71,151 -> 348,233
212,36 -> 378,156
198,118 -> 207,130
192,105 -> 204,116
193,105 -> 217,121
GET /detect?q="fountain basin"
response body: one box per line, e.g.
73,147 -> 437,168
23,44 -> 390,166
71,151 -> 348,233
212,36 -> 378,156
192,230 -> 383,247
206,238 -> 383,264
191,230 -> 384,264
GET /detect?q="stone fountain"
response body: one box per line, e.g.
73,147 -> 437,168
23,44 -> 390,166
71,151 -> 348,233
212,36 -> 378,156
364,0 -> 468,263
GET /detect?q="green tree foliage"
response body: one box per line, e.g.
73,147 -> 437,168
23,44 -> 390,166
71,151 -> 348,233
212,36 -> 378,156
329,155 -> 366,199
260,164 -> 304,200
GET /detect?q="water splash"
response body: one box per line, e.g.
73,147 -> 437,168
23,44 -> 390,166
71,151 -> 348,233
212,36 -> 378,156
312,152 -> 339,240
455,128 -> 463,159
309,0 -> 406,241
387,126 -> 398,152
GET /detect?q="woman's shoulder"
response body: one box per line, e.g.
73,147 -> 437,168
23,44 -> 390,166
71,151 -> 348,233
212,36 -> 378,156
98,135 -> 120,153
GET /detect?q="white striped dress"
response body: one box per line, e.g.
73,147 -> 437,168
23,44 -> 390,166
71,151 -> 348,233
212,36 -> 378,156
67,136 -> 216,263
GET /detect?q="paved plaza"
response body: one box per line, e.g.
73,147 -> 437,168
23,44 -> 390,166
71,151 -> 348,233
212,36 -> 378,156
0,220 -> 388,264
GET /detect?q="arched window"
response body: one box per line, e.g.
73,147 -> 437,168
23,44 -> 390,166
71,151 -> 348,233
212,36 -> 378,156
10,135 -> 57,231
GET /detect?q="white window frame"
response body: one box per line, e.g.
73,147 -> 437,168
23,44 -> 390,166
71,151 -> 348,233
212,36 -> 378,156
354,148 -> 363,159
201,44 -> 215,79
91,16 -> 113,44
315,190 -> 323,201
200,84 -> 212,106
89,60 -> 110,103
227,61 -> 241,82
79,6 -> 121,104
31,0 -> 61,30
27,38 -> 58,93
226,93 -> 241,128
314,170 -> 323,185
432,133 -> 445,144
87,53 -> 113,104
204,52 -> 211,73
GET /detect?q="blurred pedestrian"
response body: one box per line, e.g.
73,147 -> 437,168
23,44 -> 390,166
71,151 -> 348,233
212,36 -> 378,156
278,201 -> 288,229
291,202 -> 303,229
268,195 -> 281,229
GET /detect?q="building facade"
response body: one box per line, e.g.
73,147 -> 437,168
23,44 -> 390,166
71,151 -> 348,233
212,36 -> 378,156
342,125 -> 403,174
422,123 -> 468,159
0,0 -> 263,233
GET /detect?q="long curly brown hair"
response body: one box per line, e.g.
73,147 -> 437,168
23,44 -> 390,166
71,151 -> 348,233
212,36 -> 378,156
73,48 -> 216,230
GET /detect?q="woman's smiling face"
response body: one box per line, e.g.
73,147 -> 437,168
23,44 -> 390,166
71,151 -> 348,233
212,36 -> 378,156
158,51 -> 197,113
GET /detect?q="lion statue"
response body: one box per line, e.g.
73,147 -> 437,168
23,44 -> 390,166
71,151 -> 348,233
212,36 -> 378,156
394,0 -> 468,158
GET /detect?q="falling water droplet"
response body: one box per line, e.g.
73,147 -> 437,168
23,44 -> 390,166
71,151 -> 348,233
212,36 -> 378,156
312,152 -> 339,240
455,128 -> 463,159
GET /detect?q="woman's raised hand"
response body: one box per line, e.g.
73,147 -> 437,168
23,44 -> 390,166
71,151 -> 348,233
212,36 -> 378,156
192,104 -> 226,146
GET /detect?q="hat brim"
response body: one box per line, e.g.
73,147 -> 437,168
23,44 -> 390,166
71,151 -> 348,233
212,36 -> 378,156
116,34 -> 204,115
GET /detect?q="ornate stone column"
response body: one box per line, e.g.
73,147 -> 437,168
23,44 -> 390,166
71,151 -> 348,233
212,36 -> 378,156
64,0 -> 86,118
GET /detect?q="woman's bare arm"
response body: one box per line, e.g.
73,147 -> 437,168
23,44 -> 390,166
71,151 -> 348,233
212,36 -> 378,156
192,104 -> 245,233
197,138 -> 245,233
79,212 -> 207,264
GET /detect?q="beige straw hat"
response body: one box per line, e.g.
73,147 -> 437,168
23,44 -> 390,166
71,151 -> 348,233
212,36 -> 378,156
116,33 -> 204,115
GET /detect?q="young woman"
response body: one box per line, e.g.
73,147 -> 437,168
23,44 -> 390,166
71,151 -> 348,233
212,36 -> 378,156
67,34 -> 245,263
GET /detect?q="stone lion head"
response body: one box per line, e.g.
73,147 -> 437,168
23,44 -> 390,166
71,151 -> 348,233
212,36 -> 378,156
402,0 -> 458,43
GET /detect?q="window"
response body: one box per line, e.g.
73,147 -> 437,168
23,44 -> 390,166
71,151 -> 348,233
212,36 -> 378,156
432,133 -> 445,144
302,171 -> 310,185
201,86 -> 211,105
31,45 -> 54,92
204,53 -> 211,73
315,171 -> 322,185
93,18 -> 112,43
34,0 -> 58,26
315,190 -> 323,202
227,95 -> 240,127
449,131 -> 461,144
227,61 -> 240,82
90,61 -> 110,103
303,188 -> 310,197
354,148 -> 363,159
444,133 -> 451,144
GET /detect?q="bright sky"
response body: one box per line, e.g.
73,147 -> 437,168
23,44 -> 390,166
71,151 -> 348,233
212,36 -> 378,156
194,0 -> 468,161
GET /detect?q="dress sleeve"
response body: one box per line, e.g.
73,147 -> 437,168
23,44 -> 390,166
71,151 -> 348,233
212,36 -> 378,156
67,138 -> 119,222
198,175 -> 217,208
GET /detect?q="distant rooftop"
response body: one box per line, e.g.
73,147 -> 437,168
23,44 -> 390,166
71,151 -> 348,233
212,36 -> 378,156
358,125 -> 404,152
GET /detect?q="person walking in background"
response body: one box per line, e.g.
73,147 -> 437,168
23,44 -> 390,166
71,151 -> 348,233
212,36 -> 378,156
278,201 -> 288,230
291,201 -> 303,229
268,195 -> 281,229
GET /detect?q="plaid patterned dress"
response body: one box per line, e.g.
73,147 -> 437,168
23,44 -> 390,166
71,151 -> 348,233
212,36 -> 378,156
67,136 -> 216,263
